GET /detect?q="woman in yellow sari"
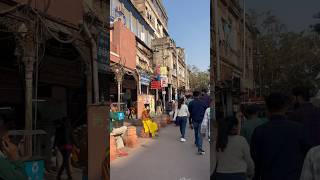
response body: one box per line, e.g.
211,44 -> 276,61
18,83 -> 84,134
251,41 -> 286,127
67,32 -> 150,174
142,104 -> 158,137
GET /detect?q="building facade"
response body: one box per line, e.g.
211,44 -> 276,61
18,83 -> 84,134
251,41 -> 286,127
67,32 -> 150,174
130,0 -> 169,38
211,0 -> 257,116
0,0 -> 109,178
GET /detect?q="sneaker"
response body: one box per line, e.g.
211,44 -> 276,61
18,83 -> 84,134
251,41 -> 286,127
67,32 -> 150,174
180,138 -> 186,142
198,149 -> 205,155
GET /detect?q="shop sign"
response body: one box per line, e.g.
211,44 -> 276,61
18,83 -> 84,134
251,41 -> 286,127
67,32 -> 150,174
160,66 -> 168,76
140,73 -> 151,86
150,80 -> 161,89
160,76 -> 168,87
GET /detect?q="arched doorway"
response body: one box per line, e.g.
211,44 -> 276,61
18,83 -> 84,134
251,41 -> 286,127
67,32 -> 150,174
35,38 -> 88,174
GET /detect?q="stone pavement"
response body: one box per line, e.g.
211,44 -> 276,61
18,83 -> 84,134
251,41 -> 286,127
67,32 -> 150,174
111,124 -> 210,180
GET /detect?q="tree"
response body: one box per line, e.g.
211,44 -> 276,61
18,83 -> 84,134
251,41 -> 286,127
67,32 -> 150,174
188,65 -> 210,91
253,11 -> 320,96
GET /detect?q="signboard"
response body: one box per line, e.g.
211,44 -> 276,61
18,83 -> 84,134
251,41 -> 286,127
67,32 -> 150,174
162,91 -> 166,95
150,80 -> 161,89
140,73 -> 151,86
161,76 -> 168,87
97,30 -> 109,65
160,67 -> 168,76
24,160 -> 45,180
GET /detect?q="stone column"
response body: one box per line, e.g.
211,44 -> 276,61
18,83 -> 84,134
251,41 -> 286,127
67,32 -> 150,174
22,32 -> 36,156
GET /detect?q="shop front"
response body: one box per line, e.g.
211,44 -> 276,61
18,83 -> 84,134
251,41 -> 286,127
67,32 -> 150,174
137,71 -> 153,119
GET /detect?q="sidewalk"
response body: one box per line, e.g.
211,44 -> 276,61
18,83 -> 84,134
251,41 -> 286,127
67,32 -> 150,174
111,124 -> 210,180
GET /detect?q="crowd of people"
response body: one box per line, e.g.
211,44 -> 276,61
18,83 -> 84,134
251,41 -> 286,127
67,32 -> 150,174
172,89 -> 211,155
212,86 -> 320,180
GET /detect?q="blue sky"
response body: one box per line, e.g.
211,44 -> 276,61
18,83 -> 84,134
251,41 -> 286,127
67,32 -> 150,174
162,0 -> 210,71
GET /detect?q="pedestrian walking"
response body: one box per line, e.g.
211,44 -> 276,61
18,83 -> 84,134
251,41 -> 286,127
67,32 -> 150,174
173,98 -> 190,142
240,105 -> 267,145
300,145 -> 320,180
251,93 -> 310,180
212,116 -> 254,180
201,88 -> 211,108
201,101 -> 212,141
188,91 -> 207,155
290,86 -> 320,147
53,117 -> 77,180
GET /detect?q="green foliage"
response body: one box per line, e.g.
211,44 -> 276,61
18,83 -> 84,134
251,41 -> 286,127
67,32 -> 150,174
188,65 -> 210,91
253,11 -> 320,96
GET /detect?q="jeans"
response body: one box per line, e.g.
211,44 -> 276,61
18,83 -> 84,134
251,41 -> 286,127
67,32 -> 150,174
178,116 -> 187,138
193,122 -> 203,150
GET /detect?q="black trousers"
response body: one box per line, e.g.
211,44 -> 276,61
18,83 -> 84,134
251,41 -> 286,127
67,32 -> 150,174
58,148 -> 72,179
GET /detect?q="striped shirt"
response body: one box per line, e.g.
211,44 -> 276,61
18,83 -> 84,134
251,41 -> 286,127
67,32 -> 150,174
300,146 -> 320,180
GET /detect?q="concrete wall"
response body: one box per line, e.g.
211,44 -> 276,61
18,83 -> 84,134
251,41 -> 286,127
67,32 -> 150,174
111,20 -> 137,70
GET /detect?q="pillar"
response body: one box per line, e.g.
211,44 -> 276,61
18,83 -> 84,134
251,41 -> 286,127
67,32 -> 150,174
22,31 -> 36,156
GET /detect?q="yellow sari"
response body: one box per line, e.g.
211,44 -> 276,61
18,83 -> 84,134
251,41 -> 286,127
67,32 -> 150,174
142,110 -> 158,137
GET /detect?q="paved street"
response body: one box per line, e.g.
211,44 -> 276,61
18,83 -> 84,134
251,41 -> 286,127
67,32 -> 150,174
111,124 -> 210,180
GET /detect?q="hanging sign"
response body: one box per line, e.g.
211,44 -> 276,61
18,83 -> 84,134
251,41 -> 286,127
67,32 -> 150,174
160,67 -> 168,76
140,73 -> 151,86
160,76 -> 168,88
150,80 -> 161,89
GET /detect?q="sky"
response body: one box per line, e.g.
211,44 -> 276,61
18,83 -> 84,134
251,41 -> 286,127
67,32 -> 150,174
246,0 -> 320,32
162,0 -> 210,71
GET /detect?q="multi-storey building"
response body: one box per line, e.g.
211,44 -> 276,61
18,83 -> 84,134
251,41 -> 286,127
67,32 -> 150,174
110,0 -> 158,118
211,0 -> 257,116
130,0 -> 169,38
152,37 -> 189,101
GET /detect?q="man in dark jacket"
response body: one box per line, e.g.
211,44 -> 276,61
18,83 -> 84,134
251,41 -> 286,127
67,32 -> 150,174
188,91 -> 207,155
290,86 -> 320,147
251,93 -> 310,180
201,89 -> 211,108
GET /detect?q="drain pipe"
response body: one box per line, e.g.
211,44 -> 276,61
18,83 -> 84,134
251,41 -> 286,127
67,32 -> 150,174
83,21 -> 100,104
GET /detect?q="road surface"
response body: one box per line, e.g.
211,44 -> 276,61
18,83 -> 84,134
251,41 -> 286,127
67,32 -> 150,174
111,124 -> 210,180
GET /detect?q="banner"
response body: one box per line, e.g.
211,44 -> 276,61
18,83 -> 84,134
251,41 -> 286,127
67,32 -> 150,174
160,67 -> 168,76
150,80 -> 161,89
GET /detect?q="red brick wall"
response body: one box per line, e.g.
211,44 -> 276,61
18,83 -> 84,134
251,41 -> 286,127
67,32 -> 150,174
111,21 -> 137,70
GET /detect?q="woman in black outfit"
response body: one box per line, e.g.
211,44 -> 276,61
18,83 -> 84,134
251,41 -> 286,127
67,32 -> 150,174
53,117 -> 76,180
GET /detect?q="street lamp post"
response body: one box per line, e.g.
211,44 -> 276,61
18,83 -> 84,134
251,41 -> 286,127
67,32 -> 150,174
111,62 -> 125,111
